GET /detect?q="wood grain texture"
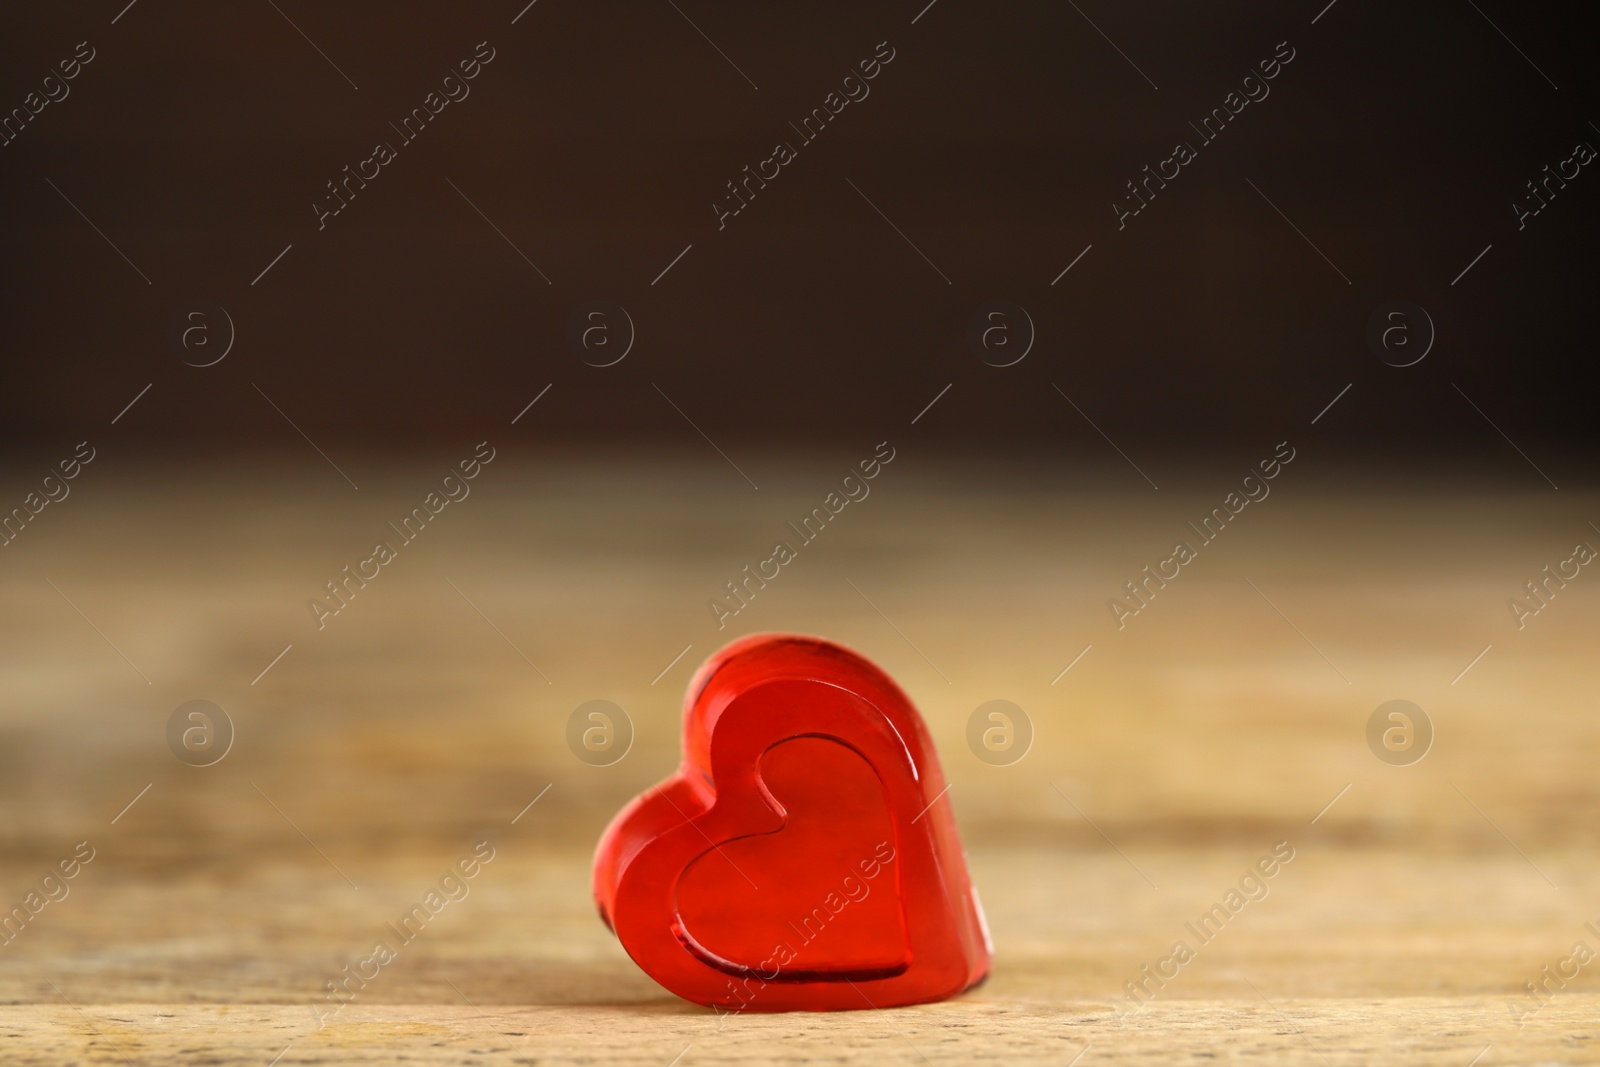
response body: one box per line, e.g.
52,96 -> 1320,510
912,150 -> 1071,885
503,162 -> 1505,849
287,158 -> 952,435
1,456 -> 1597,1064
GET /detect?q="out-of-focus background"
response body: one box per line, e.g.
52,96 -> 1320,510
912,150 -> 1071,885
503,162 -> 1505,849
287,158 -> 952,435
2,2 -> 1598,1064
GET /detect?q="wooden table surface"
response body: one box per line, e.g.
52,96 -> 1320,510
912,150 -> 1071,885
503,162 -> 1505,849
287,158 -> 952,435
2,451 -> 1596,1064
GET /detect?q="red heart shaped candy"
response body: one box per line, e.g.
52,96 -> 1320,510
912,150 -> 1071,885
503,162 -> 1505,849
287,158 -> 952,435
593,634 -> 992,1013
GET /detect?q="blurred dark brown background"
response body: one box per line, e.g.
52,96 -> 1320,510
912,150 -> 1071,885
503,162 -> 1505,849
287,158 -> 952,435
2,0 -> 1597,469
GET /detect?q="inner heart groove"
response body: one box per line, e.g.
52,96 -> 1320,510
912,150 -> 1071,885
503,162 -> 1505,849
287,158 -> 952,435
672,735 -> 911,982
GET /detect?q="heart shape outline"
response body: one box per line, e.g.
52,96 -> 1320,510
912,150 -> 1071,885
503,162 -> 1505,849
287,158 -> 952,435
594,634 -> 992,1011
